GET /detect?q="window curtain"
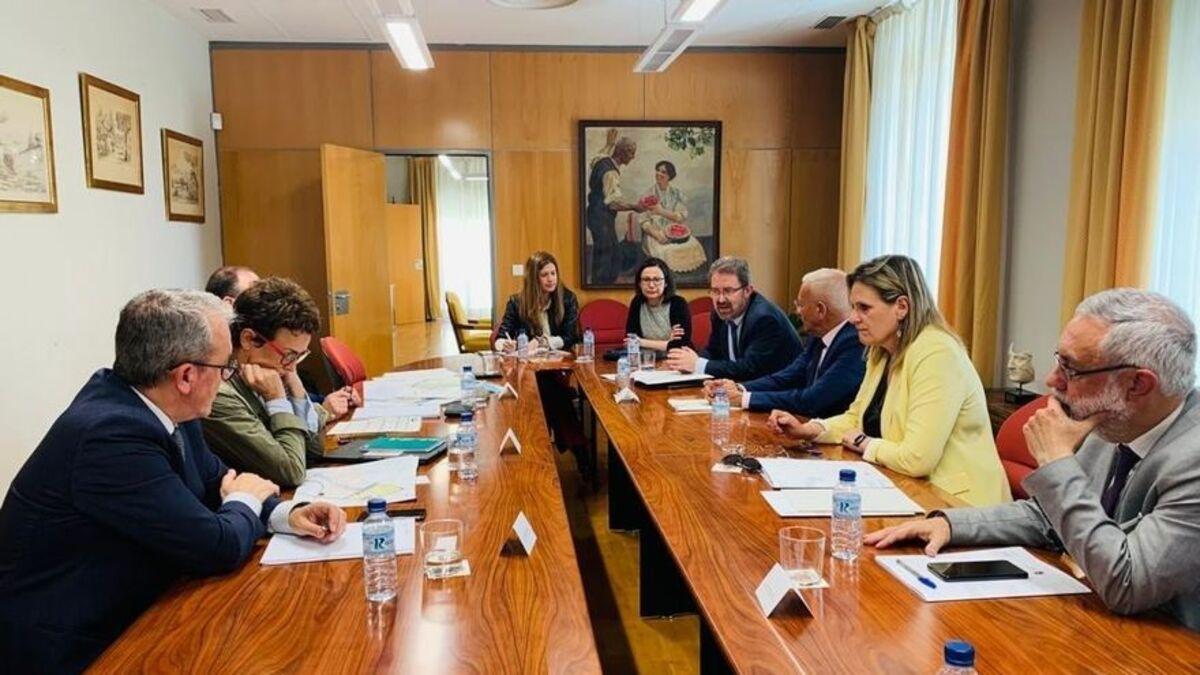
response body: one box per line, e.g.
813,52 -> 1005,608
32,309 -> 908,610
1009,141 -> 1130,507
861,0 -> 957,296
937,0 -> 1011,386
409,157 -> 442,320
435,156 -> 493,319
1149,0 -> 1200,378
838,16 -> 875,271
1059,0 -> 1170,323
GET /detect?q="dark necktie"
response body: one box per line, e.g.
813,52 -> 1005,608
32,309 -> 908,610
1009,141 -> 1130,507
806,339 -> 827,383
1100,444 -> 1140,518
170,428 -> 187,462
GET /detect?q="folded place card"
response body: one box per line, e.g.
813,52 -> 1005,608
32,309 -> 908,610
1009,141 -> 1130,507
500,428 -> 522,454
511,511 -> 538,555
499,382 -> 519,399
613,388 -> 640,404
755,563 -> 816,618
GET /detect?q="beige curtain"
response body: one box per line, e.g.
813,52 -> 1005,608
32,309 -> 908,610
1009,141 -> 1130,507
1060,0 -> 1170,323
838,16 -> 874,271
409,157 -> 442,320
937,0 -> 1011,386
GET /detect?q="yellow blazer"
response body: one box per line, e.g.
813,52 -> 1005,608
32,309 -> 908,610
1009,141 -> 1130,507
817,326 -> 1012,506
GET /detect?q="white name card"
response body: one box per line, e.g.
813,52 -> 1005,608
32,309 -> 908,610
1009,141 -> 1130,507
500,428 -> 522,454
755,563 -> 814,618
512,511 -> 538,555
499,382 -> 519,399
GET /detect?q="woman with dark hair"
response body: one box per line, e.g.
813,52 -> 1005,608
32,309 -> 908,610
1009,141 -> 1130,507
494,251 -> 580,352
638,160 -> 708,273
626,256 -> 691,351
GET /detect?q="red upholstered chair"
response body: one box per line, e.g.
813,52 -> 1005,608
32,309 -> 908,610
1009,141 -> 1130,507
995,395 -> 1050,499
320,336 -> 367,393
689,296 -> 713,316
580,299 -> 629,352
688,297 -> 714,350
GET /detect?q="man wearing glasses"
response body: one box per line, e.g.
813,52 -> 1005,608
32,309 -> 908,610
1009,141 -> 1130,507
0,289 -> 346,671
202,277 -> 359,488
665,256 -> 801,381
867,288 -> 1200,631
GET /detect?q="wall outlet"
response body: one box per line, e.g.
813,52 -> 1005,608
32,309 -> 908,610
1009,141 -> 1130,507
512,264 -> 524,276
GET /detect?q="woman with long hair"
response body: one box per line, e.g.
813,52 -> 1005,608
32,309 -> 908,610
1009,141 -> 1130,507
768,254 -> 1011,506
495,251 -> 580,351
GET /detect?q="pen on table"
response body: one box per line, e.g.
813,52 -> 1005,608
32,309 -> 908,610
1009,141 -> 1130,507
897,559 -> 938,589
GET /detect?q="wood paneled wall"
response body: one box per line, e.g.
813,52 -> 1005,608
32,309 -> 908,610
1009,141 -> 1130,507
212,46 -> 844,315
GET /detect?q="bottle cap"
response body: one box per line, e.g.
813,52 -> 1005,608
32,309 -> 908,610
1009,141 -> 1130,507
944,640 -> 975,667
461,411 -> 474,422
367,498 -> 387,513
839,469 -> 856,482
463,365 -> 473,373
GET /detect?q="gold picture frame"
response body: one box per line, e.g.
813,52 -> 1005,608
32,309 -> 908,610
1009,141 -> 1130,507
0,74 -> 58,213
161,129 -> 204,223
79,73 -> 143,193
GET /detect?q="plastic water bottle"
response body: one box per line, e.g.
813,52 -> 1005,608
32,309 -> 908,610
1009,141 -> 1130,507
626,333 -> 641,369
616,356 -> 631,391
516,330 -> 529,360
711,388 -> 731,449
580,327 -> 595,362
456,411 -> 478,481
937,640 -> 977,675
362,497 -> 397,602
831,469 -> 863,561
460,365 -> 478,410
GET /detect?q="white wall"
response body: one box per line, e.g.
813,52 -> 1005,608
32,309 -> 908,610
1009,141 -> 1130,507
0,0 -> 221,491
1000,0 -> 1083,392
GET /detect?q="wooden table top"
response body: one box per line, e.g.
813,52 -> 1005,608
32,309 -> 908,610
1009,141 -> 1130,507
572,359 -> 1200,673
91,355 -> 600,675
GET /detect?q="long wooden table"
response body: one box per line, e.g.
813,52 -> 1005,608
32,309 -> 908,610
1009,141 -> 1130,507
571,359 -> 1200,673
91,355 -> 600,674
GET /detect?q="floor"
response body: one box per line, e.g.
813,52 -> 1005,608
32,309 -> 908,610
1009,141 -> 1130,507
398,320 -> 700,674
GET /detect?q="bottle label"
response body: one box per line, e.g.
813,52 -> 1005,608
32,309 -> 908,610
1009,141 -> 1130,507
365,530 -> 394,555
833,494 -> 861,518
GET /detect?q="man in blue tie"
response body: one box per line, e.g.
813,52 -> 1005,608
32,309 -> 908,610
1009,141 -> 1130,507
703,268 -> 865,417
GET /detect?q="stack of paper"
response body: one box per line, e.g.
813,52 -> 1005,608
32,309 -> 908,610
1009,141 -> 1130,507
876,547 -> 1091,602
632,370 -> 712,386
260,518 -> 416,566
294,456 -> 419,507
327,416 -> 422,437
760,488 -> 923,517
351,401 -> 443,419
757,459 -> 895,489
668,397 -> 712,413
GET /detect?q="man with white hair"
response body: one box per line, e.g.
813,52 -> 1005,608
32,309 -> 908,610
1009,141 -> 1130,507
866,288 -> 1200,630
703,268 -> 865,416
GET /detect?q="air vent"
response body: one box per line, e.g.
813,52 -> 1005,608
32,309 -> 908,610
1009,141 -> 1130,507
196,8 -> 235,23
634,23 -> 701,73
814,15 -> 846,29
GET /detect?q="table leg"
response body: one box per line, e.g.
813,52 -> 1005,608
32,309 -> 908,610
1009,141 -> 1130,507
700,616 -> 734,675
607,441 -> 641,532
639,517 -> 696,618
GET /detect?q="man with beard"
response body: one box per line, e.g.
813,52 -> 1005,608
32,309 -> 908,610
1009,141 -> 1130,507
865,288 -> 1200,630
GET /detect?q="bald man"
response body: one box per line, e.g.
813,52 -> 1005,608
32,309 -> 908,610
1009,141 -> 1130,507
705,268 -> 865,417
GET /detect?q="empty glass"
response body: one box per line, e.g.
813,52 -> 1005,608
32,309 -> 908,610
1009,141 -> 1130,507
479,351 -> 500,376
779,526 -> 826,587
421,519 -> 464,579
639,350 -> 656,371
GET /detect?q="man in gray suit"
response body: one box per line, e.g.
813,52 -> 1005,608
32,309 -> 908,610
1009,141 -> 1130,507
866,288 -> 1200,630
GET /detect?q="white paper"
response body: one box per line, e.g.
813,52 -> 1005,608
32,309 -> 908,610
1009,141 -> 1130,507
757,459 -> 896,489
668,397 -> 712,413
500,428 -> 522,454
260,518 -> 416,566
512,511 -> 538,554
755,563 -> 812,617
761,488 -> 924,517
380,368 -> 459,381
294,456 -> 419,507
364,377 -> 461,402
876,547 -> 1092,602
327,416 -> 422,437
631,370 -> 713,386
351,401 -> 443,419
434,535 -> 458,552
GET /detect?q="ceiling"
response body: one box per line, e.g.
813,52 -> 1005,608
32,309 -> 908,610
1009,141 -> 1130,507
152,0 -> 878,49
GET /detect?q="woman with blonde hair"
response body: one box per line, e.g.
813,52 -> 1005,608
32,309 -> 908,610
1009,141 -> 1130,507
768,254 -> 1011,506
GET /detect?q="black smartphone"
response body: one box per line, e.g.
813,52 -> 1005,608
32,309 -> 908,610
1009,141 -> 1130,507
356,508 -> 426,522
926,560 -> 1029,582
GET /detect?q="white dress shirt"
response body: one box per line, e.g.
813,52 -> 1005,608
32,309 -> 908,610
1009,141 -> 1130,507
695,312 -> 745,375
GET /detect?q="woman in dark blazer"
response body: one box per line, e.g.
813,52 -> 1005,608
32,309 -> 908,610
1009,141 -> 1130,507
626,257 -> 691,350
495,251 -> 580,351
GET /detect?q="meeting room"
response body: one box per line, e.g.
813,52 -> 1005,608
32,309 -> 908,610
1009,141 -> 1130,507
2,0 -> 1199,672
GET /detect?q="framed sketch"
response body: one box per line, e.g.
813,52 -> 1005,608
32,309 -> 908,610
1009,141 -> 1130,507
161,129 -> 204,222
0,75 -> 57,213
579,120 -> 721,289
79,73 -> 143,193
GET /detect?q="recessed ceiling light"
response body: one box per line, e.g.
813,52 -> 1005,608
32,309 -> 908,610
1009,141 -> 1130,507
488,0 -> 578,8
672,0 -> 727,23
382,16 -> 434,70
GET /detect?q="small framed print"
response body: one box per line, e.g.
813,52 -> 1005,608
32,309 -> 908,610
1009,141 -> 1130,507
161,129 -> 204,223
79,73 -> 143,193
0,74 -> 58,213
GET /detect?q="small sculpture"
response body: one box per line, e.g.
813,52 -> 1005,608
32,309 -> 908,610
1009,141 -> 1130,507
1005,344 -> 1038,404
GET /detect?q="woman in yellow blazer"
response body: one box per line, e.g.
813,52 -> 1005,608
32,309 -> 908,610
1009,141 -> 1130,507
769,255 -> 1011,506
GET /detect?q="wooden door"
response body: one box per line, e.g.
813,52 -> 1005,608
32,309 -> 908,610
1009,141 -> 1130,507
320,144 -> 391,377
386,204 -> 426,326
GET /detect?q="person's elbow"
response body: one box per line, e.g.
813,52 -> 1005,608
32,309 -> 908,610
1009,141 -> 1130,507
880,446 -> 941,478
276,461 -> 307,489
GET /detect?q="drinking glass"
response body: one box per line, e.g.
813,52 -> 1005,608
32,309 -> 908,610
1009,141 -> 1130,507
779,526 -> 826,587
639,350 -> 656,371
421,519 -> 464,579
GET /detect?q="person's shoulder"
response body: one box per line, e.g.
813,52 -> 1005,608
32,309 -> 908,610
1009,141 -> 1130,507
562,287 -> 579,303
668,295 -> 689,310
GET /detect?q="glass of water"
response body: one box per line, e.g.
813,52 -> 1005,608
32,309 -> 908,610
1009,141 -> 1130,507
639,350 -> 656,371
421,519 -> 464,579
779,526 -> 826,587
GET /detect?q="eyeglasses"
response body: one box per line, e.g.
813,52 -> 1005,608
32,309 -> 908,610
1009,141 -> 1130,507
254,331 -> 310,367
720,454 -> 762,474
640,276 -> 666,285
175,360 -> 239,381
1053,351 -> 1137,381
709,285 -> 746,300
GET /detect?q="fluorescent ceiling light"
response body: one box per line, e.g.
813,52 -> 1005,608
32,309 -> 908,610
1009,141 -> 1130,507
382,16 -> 434,70
672,0 -> 726,23
438,154 -> 463,180
633,22 -> 701,73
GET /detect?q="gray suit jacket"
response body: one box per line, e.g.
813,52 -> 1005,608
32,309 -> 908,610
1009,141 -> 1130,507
944,390 -> 1200,630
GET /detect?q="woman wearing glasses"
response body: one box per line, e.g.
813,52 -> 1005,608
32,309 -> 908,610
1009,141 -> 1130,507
202,277 -> 359,487
626,257 -> 691,351
768,255 -> 1011,506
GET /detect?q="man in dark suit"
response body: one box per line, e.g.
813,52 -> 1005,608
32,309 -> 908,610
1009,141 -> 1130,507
0,289 -> 346,673
704,268 -> 865,417
665,256 -> 801,381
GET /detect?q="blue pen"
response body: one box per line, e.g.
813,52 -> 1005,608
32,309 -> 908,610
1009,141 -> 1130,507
897,559 -> 938,589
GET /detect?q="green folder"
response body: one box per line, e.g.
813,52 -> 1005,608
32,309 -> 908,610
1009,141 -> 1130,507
362,437 -> 445,454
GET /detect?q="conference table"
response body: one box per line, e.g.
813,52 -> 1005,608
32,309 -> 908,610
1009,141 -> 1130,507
92,353 -> 1200,673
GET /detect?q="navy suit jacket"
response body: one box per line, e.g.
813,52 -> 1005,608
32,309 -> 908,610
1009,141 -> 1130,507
700,292 -> 802,381
742,322 -> 866,416
0,369 -> 278,673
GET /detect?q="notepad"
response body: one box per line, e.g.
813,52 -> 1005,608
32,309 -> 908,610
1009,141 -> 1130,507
668,397 -> 712,413
876,547 -> 1091,602
757,458 -> 895,489
760,488 -> 924,517
260,518 -> 416,566
327,416 -> 422,437
361,437 -> 446,458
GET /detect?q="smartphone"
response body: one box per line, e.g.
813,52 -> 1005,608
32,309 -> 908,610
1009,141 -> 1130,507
355,508 -> 426,522
926,560 -> 1029,582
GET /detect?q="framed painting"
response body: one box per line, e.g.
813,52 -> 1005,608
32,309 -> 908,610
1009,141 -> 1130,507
579,120 -> 721,289
0,74 -> 57,213
79,73 -> 143,193
161,129 -> 204,222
